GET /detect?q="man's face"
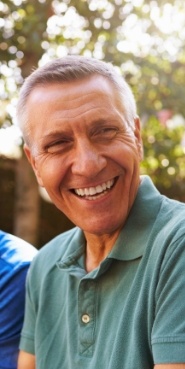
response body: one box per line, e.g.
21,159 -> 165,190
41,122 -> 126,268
24,75 -> 142,237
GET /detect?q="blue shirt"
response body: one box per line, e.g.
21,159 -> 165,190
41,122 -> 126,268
0,231 -> 37,369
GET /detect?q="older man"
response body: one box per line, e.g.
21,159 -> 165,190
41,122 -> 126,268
17,56 -> 185,369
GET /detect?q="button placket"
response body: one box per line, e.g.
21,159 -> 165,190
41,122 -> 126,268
78,279 -> 96,356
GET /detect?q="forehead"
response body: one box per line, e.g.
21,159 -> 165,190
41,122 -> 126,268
26,75 -> 121,113
25,75 -> 126,144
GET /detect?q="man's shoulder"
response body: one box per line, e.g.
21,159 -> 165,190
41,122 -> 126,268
160,194 -> 185,228
156,196 -> 185,245
26,227 -> 84,284
31,226 -> 83,268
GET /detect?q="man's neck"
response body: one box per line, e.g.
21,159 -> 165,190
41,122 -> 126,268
84,230 -> 120,272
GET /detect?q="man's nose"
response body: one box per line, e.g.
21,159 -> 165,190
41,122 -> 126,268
71,140 -> 107,177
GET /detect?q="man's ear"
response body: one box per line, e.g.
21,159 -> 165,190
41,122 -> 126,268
134,116 -> 143,161
24,143 -> 44,187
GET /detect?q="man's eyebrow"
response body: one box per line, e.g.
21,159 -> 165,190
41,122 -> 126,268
40,130 -> 72,141
90,117 -> 122,130
41,119 -> 110,138
89,115 -> 119,126
39,115 -> 120,143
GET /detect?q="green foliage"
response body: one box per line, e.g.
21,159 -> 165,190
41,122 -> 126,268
1,0 -> 185,200
0,0 -> 52,76
140,117 -> 185,200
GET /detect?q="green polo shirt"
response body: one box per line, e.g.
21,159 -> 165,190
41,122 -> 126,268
20,176 -> 185,369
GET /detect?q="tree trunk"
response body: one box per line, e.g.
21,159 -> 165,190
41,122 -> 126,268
13,152 -> 40,247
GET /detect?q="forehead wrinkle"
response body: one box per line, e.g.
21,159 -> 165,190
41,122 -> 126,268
38,102 -> 126,140
51,105 -> 107,123
29,86 -> 105,107
57,90 -> 112,111
38,109 -> 121,147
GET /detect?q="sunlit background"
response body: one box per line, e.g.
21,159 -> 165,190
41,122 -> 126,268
1,0 -> 185,157
1,0 -> 185,246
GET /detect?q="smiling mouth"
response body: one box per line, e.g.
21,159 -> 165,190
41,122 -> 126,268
73,178 -> 117,200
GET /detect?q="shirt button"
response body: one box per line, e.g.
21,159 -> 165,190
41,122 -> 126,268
82,314 -> 90,323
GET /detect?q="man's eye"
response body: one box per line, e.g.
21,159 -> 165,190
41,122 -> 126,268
46,140 -> 71,154
96,127 -> 118,138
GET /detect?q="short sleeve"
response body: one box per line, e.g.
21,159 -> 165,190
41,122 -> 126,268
152,236 -> 185,363
19,268 -> 36,354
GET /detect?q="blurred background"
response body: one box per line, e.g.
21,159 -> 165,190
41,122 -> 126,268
1,0 -> 185,249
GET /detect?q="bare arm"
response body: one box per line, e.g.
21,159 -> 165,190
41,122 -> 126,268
17,351 -> 35,369
154,365 -> 185,369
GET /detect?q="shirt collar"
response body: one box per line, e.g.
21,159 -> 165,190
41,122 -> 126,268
58,175 -> 163,270
109,175 -> 163,261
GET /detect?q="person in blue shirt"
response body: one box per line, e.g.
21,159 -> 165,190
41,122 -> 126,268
0,230 -> 37,369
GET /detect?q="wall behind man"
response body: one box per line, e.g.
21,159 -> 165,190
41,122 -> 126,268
0,157 -> 74,249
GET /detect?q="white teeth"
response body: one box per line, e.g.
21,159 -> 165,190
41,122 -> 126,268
102,183 -> 107,191
96,185 -> 103,194
84,188 -> 89,196
78,189 -> 84,196
107,180 -> 112,189
89,187 -> 96,195
74,179 -> 115,197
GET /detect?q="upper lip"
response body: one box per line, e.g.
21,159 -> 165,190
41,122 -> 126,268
73,178 -> 116,197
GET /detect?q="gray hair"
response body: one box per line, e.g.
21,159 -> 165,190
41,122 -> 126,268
16,55 -> 137,143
